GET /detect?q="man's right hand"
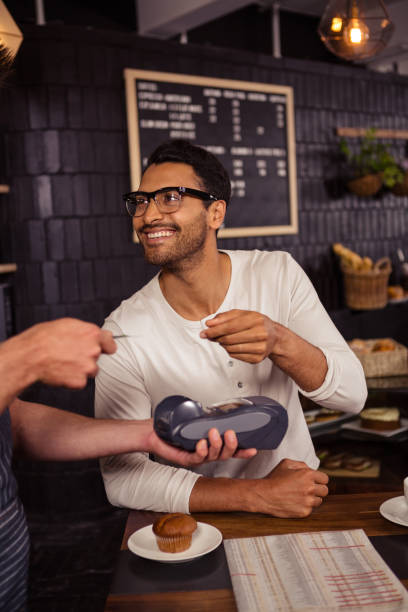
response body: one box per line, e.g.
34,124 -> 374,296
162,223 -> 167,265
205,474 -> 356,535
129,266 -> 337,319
189,457 -> 329,516
20,318 -> 116,389
251,458 -> 329,517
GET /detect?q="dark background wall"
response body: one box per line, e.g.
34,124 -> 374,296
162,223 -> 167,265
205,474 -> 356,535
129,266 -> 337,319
1,23 -> 408,516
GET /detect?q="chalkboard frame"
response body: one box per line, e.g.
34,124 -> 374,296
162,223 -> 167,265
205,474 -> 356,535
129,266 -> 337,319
124,68 -> 298,238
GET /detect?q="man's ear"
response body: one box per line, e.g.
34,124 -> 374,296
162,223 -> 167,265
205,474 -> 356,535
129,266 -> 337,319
208,200 -> 226,230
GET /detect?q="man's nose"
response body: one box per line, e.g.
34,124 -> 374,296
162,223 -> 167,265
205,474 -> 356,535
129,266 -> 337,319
142,197 -> 163,223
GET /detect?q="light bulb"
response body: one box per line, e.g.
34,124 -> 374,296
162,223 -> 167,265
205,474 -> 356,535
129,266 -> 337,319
330,17 -> 343,33
344,17 -> 369,45
318,0 -> 395,61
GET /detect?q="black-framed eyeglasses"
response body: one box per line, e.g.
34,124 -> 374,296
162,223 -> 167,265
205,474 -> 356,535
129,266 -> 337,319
123,186 -> 218,217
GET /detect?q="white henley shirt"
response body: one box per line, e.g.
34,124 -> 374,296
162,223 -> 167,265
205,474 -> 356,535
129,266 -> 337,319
95,250 -> 367,513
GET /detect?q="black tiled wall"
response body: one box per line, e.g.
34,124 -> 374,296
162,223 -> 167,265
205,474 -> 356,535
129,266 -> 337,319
1,24 -> 408,516
1,25 -> 407,330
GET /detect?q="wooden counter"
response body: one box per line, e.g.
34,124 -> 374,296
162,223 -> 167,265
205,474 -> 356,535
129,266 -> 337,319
105,491 -> 408,611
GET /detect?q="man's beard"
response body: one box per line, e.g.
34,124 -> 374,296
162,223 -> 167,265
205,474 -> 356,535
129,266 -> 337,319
138,210 -> 208,271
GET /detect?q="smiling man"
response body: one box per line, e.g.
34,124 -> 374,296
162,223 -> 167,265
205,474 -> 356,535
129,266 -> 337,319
95,139 -> 367,517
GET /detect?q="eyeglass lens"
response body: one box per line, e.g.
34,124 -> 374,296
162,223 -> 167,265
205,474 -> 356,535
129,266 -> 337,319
127,189 -> 182,217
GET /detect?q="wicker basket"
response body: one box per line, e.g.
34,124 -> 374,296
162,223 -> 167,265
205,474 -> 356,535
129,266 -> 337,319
341,257 -> 391,310
349,338 -> 408,378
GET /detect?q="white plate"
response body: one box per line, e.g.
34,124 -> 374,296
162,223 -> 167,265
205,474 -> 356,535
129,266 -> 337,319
127,521 -> 222,563
380,496 -> 408,527
306,410 -> 355,430
341,417 -> 408,437
388,296 -> 408,304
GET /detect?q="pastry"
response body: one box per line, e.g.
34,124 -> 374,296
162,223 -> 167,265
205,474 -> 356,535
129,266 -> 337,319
348,338 -> 367,352
314,408 -> 343,422
322,452 -> 348,469
372,338 -> 395,352
152,513 -> 197,553
304,412 -> 316,425
342,455 -> 372,471
359,407 -> 401,431
387,285 -> 404,300
321,451 -> 372,472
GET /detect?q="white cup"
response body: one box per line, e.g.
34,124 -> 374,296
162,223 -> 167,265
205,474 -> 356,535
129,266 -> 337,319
404,476 -> 408,504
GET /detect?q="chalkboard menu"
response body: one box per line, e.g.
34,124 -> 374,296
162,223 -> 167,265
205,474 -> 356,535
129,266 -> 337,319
124,69 -> 298,237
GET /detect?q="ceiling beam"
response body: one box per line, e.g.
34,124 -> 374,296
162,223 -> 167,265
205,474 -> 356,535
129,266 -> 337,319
136,0 -> 254,38
135,0 -> 408,73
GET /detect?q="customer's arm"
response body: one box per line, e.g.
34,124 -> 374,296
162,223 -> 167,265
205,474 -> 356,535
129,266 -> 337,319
202,310 -> 328,391
95,348 -> 256,513
0,318 -> 116,414
95,355 -> 327,517
189,458 -> 329,517
201,255 -> 367,413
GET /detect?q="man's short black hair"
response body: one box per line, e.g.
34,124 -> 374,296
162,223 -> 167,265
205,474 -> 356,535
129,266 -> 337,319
146,139 -> 231,206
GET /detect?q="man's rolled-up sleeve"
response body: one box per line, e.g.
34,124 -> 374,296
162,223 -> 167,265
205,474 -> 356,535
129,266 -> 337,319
299,345 -> 367,413
95,338 -> 200,513
287,255 -> 367,413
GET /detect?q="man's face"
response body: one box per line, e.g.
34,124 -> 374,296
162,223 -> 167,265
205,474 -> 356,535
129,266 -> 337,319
134,162 -> 212,269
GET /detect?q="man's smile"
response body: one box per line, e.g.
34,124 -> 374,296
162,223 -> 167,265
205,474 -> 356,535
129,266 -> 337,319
147,229 -> 175,238
139,226 -> 178,244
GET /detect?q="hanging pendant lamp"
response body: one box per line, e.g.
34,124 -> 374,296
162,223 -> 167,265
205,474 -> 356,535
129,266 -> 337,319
318,0 -> 394,62
0,0 -> 23,57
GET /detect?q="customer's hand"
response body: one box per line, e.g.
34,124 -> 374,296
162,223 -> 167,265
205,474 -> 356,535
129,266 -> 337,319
21,318 -> 116,389
200,309 -> 278,364
249,458 -> 329,517
200,309 -> 328,392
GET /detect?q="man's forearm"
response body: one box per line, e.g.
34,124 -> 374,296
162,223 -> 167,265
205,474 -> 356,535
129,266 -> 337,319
269,323 -> 328,392
189,458 -> 330,517
10,398 -> 152,460
189,476 -> 254,512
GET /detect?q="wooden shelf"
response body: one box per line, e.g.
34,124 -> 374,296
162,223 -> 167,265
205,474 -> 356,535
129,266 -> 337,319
0,184 -> 10,194
0,263 -> 17,274
337,127 -> 408,139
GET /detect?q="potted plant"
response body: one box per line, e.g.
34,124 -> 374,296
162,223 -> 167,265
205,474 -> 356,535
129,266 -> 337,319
391,160 -> 408,196
339,128 -> 404,197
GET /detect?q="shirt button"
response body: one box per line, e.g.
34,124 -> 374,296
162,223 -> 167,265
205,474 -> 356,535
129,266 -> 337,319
237,381 -> 243,388
228,360 -> 234,367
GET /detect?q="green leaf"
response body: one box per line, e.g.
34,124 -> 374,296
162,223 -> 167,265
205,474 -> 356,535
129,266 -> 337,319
338,128 -> 402,187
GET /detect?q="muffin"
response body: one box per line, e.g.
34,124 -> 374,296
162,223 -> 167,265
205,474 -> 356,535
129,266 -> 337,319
360,407 -> 400,431
152,513 -> 197,553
